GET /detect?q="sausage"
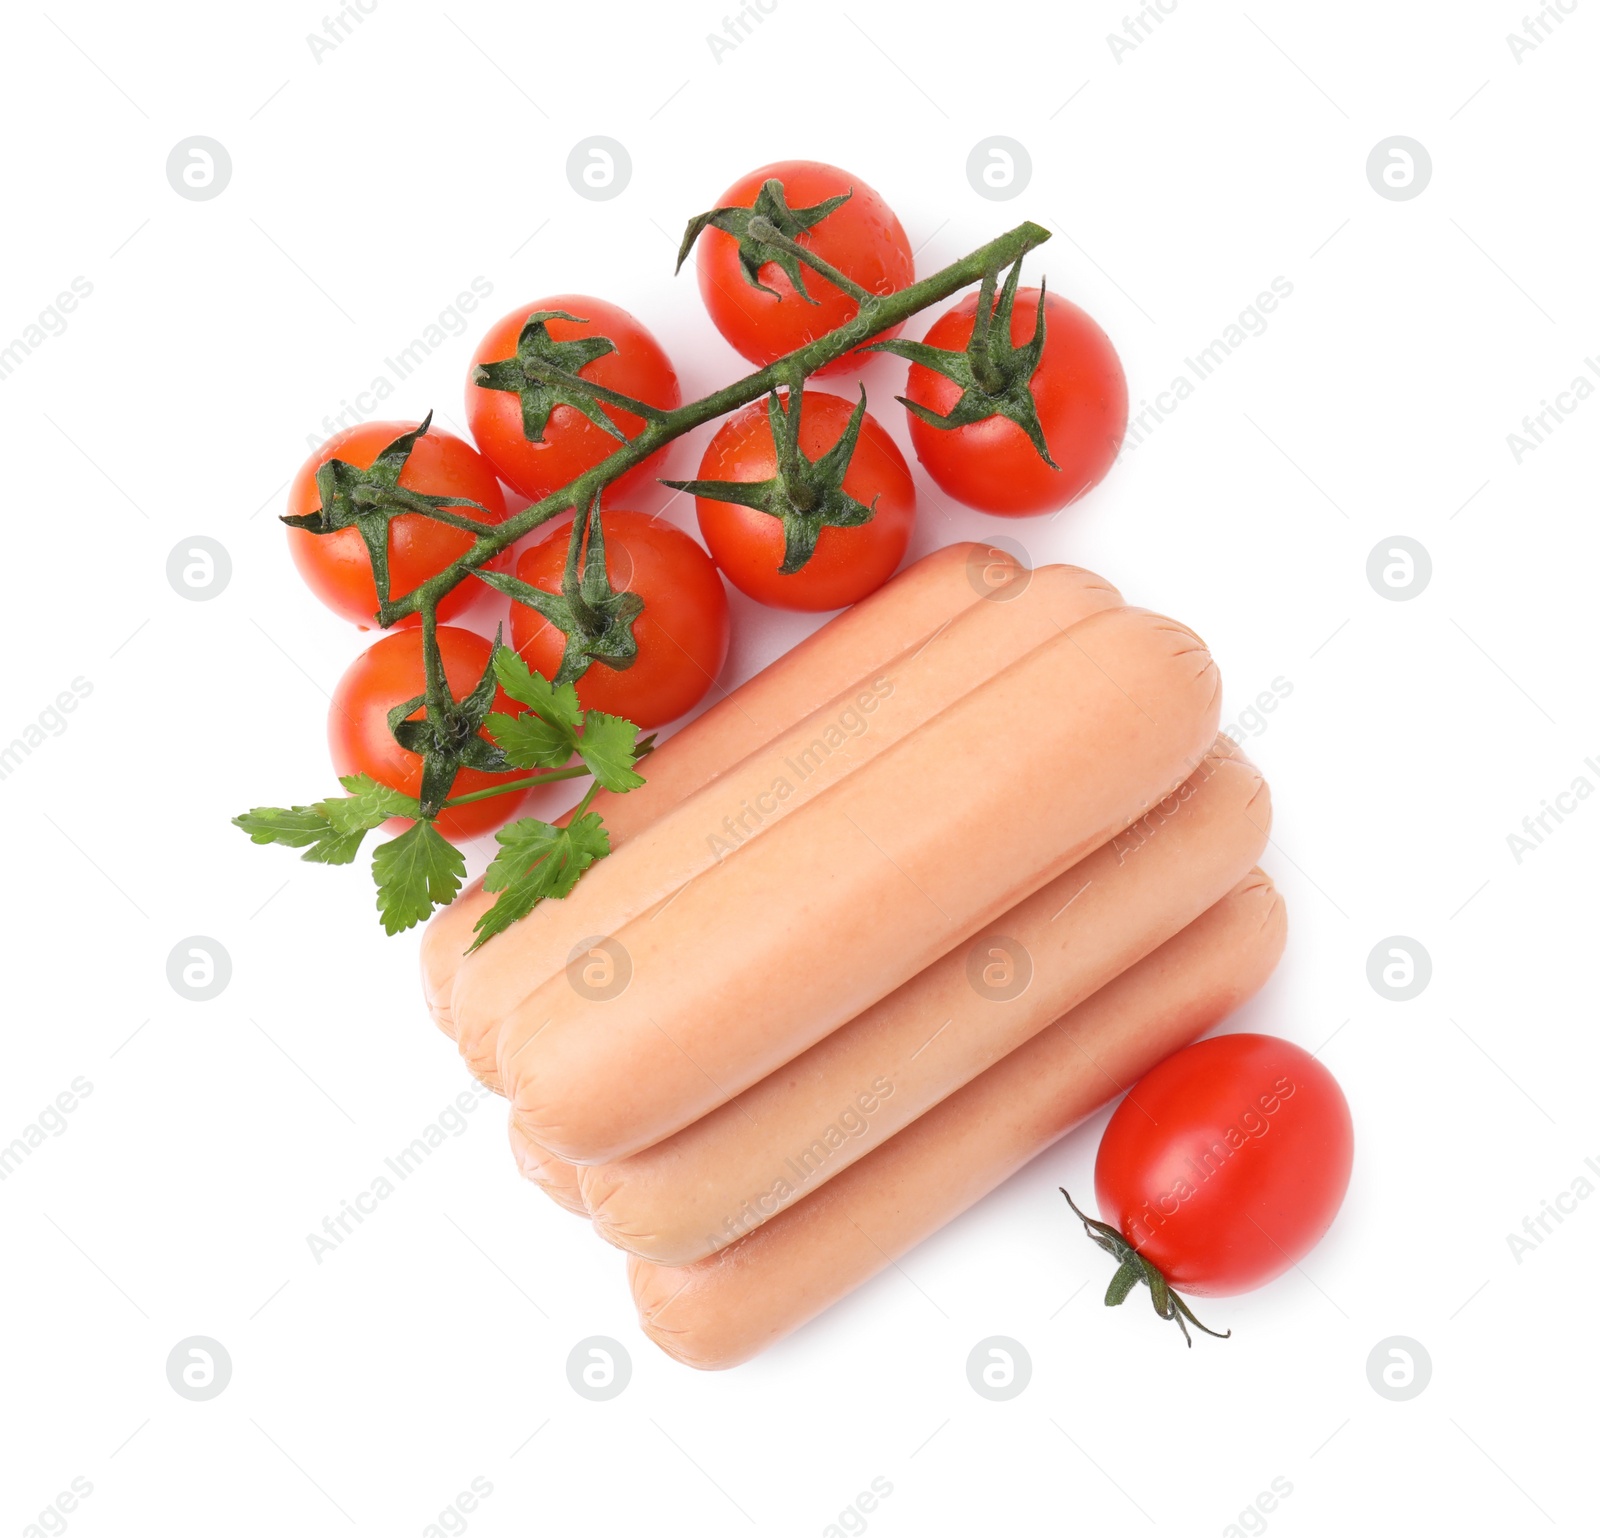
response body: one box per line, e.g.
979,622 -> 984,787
507,1112 -> 587,1215
630,868 -> 1287,1369
483,602 -> 1221,1166
451,561 -> 1128,1094
513,736 -> 1259,1218
421,541 -> 1049,1044
581,736 -> 1269,1263
451,561 -> 1127,1102
521,738 -> 1264,1224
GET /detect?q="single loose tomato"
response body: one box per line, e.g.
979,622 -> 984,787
1093,1033 -> 1353,1297
286,419 -> 510,628
686,389 -> 915,611
465,296 -> 680,506
508,510 -> 729,729
328,626 -> 530,842
902,287 -> 1127,516
692,160 -> 914,375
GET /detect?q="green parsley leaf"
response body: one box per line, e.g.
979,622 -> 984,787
492,645 -> 583,729
235,773 -> 423,869
470,812 -> 611,950
300,823 -> 369,867
577,712 -> 646,793
235,804 -> 355,867
234,805 -> 335,849
371,820 -> 466,936
484,709 -> 576,770
326,773 -> 421,831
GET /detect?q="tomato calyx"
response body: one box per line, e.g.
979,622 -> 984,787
869,260 -> 1061,470
476,493 -> 644,685
473,310 -> 671,447
1060,1189 -> 1231,1349
663,382 -> 879,574
676,178 -> 856,305
283,413 -> 501,610
386,628 -> 510,816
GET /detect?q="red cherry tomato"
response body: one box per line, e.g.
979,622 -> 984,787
465,296 -> 679,506
1093,1033 -> 1353,1297
508,510 -> 729,729
690,390 -> 916,612
286,421 -> 509,629
694,160 -> 914,376
903,288 -> 1127,516
328,626 -> 530,843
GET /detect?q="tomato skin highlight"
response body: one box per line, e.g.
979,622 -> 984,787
286,421 -> 509,629
903,288 -> 1128,517
691,390 -> 916,612
465,296 -> 680,506
327,626 -> 531,843
694,160 -> 914,376
508,511 -> 730,730
1093,1033 -> 1353,1297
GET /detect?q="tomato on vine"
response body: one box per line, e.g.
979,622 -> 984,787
465,296 -> 680,505
873,264 -> 1127,517
490,501 -> 729,730
285,416 -> 510,628
678,161 -> 914,375
671,387 -> 915,611
328,626 -> 532,843
242,191 -> 1079,941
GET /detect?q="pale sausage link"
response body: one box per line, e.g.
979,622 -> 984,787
452,564 -> 1128,1093
630,869 -> 1287,1369
500,605 -> 1222,1166
582,737 -> 1270,1263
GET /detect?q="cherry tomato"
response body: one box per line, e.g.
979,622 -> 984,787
690,390 -> 915,612
286,421 -> 509,629
508,510 -> 729,729
903,288 -> 1127,517
1093,1033 -> 1353,1297
328,626 -> 530,843
694,161 -> 914,376
465,296 -> 680,505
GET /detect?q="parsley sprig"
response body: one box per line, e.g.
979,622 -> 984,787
233,646 -> 651,944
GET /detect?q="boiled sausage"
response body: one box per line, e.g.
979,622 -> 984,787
583,737 -> 1269,1262
630,870 -> 1286,1369
484,603 -> 1221,1164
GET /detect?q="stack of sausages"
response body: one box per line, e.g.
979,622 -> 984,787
420,544 -> 1286,1368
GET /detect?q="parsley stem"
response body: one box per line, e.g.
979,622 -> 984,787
569,776 -> 603,820
440,763 -> 593,809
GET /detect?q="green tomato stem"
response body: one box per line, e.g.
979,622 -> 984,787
743,215 -> 874,304
419,604 -> 451,722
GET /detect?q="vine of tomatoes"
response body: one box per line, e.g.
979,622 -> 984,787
238,159 -> 1128,945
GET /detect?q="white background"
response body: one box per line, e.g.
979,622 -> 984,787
3,2 -> 1597,1533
